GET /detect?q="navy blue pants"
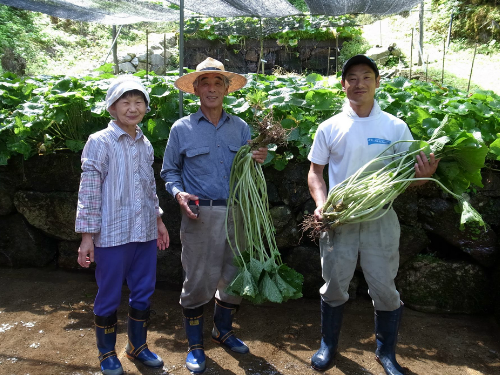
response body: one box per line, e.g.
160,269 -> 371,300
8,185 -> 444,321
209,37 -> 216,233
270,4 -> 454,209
93,240 -> 157,316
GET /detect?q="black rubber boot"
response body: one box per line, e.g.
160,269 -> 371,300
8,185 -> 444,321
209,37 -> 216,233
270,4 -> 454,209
95,312 -> 123,375
211,298 -> 249,354
311,300 -> 344,371
125,306 -> 163,368
184,306 -> 206,374
375,304 -> 405,375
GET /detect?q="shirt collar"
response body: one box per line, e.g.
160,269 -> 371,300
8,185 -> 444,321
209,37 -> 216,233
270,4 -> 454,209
193,108 -> 230,126
108,121 -> 144,141
342,99 -> 381,118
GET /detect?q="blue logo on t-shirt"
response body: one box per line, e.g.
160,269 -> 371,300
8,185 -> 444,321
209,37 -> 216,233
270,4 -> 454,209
367,138 -> 391,145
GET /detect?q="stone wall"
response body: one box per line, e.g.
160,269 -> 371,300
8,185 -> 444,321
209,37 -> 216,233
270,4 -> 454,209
1,154 -> 499,321
183,38 -> 346,75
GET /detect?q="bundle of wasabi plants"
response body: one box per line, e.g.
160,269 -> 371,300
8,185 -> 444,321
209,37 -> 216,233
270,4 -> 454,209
225,112 -> 304,304
303,116 -> 488,237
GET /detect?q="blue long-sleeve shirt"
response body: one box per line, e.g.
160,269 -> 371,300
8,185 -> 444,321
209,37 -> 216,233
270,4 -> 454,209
161,109 -> 251,200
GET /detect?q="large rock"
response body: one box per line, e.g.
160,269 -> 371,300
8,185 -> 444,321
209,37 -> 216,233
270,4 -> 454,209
419,197 -> 499,267
492,263 -> 500,325
393,189 -> 419,225
264,162 -> 311,210
118,54 -> 132,63
156,245 -> 183,286
399,224 -> 430,266
8,154 -> 82,193
397,257 -> 491,314
57,240 -> 95,270
282,246 -> 322,298
14,191 -> 79,241
119,62 -> 136,73
270,205 -> 300,249
149,53 -> 164,66
0,181 -> 15,215
0,214 -> 56,267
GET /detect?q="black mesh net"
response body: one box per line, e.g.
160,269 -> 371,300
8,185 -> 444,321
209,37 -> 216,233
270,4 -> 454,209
0,0 -> 187,24
304,0 -> 422,16
168,0 -> 301,18
2,0 -> 422,24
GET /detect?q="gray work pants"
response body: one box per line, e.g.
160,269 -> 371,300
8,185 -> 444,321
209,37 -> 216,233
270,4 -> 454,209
319,208 -> 401,311
179,204 -> 243,309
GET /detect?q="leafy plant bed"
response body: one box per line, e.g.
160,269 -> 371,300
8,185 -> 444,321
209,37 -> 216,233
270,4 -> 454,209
1,71 -> 500,174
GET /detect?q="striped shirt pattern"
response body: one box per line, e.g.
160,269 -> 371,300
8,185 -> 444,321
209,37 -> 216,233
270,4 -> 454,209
75,121 -> 162,247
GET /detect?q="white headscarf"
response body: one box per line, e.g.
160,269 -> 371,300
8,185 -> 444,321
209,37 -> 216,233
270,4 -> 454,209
105,76 -> 151,118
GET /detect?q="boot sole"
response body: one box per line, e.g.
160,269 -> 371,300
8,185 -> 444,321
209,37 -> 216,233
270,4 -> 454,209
125,353 -> 164,368
211,338 -> 249,354
375,356 -> 407,374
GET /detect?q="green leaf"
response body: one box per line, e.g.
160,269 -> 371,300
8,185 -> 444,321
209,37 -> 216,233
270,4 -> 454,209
259,272 -> 282,303
305,73 -> 323,83
225,269 -> 258,298
272,272 -> 297,301
66,140 -> 85,152
489,137 -> 500,160
249,257 -> 264,283
277,264 -> 303,299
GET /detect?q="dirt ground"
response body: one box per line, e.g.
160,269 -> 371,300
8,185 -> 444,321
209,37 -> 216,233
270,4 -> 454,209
0,268 -> 499,375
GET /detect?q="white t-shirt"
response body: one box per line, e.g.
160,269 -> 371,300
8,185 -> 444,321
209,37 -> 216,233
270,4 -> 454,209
308,100 -> 413,191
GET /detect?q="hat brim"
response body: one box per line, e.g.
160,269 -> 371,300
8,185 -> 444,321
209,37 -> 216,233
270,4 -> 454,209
175,70 -> 247,94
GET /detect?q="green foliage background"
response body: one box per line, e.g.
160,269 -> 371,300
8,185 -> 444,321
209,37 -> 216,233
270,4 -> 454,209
1,70 -> 500,177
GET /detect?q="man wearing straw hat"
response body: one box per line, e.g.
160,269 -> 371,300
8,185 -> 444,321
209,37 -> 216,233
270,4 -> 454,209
161,57 -> 267,374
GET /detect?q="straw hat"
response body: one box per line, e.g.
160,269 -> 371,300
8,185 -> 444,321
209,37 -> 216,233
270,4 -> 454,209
175,57 -> 247,94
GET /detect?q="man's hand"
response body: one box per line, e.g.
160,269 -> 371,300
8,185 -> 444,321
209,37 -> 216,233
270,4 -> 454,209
251,147 -> 268,164
411,151 -> 440,187
176,191 -> 199,220
157,217 -> 170,250
77,233 -> 94,268
313,206 -> 324,222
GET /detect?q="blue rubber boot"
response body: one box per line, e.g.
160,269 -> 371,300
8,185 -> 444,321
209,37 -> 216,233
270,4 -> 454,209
184,306 -> 206,374
95,312 -> 124,375
375,304 -> 405,375
311,300 -> 344,371
125,306 -> 164,368
211,298 -> 249,354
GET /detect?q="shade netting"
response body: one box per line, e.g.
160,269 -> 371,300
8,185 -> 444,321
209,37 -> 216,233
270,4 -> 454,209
1,0 -> 422,24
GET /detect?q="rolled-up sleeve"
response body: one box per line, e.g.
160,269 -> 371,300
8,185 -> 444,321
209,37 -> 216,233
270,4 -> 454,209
75,137 -> 106,233
161,126 -> 184,198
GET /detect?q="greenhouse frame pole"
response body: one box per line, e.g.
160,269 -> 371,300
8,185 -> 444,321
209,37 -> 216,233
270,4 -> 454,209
179,0 -> 184,118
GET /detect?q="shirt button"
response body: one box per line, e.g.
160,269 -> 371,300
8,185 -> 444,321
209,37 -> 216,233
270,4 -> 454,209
217,145 -> 220,147
220,160 -> 223,164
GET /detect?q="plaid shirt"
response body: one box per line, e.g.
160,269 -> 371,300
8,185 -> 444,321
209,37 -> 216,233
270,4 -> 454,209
75,121 -> 162,247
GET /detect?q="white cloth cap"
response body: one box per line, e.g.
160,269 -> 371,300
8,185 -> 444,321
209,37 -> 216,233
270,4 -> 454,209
105,76 -> 151,118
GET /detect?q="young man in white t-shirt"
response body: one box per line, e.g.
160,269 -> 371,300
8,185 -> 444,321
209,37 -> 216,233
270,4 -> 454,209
307,55 -> 439,374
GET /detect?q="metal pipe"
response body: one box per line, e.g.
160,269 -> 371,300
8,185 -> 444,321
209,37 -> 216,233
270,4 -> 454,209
410,28 -> 413,80
467,43 -> 478,93
164,33 -> 167,74
179,0 -> 184,118
441,38 -> 446,85
446,13 -> 454,50
418,0 -> 424,66
146,29 -> 149,81
112,25 -> 119,74
103,25 -> 123,66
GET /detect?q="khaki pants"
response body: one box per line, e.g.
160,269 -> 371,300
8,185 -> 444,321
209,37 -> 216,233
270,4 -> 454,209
319,208 -> 401,311
179,204 -> 243,309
